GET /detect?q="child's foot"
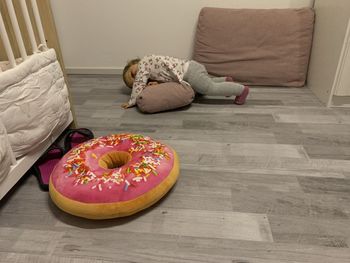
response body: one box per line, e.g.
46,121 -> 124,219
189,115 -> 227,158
234,86 -> 249,105
225,76 -> 234,82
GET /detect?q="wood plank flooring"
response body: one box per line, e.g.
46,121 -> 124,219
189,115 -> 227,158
1,74 -> 350,262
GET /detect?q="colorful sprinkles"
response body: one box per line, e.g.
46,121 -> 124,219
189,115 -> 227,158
63,134 -> 170,192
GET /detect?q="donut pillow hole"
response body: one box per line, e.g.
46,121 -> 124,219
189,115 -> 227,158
98,151 -> 132,169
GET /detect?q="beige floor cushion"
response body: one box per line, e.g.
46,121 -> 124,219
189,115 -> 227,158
193,7 -> 315,87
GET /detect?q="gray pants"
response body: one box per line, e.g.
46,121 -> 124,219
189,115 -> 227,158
183,61 -> 244,96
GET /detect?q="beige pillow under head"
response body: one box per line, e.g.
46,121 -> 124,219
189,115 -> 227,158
136,83 -> 195,113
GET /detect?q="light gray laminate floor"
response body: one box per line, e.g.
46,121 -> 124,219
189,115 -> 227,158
1,74 -> 350,262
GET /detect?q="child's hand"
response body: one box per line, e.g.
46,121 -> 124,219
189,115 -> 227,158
121,103 -> 131,109
147,81 -> 159,86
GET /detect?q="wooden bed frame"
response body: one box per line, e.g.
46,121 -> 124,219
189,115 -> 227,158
0,0 -> 76,200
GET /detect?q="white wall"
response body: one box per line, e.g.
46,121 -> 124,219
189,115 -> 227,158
307,0 -> 350,106
50,0 -> 314,73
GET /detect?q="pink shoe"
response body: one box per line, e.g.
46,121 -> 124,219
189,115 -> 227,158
63,128 -> 94,153
31,144 -> 64,191
234,86 -> 249,105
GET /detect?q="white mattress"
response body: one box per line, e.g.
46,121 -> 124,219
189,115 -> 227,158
0,120 -> 12,183
0,49 -> 71,157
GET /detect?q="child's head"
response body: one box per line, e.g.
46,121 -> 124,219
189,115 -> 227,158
123,58 -> 140,88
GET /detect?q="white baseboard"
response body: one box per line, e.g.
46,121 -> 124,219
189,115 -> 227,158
329,96 -> 350,108
66,67 -> 123,75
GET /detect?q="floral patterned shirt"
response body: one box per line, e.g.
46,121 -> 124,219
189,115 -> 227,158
127,55 -> 189,107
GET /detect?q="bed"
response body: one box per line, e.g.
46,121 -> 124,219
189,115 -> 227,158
0,0 -> 76,199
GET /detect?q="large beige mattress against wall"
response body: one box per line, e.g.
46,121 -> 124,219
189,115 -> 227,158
193,7 -> 315,87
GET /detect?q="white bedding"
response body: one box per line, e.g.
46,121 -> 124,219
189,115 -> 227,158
0,49 -> 70,158
0,120 -> 12,182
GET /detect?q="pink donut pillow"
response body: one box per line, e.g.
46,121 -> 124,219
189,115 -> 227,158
49,134 -> 179,219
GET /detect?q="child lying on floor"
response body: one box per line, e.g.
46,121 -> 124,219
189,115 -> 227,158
122,54 -> 249,109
